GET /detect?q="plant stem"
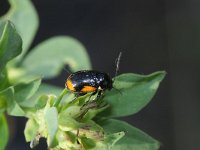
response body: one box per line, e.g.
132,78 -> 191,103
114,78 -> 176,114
53,88 -> 68,107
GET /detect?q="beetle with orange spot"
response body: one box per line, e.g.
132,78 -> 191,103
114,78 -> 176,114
65,52 -> 122,100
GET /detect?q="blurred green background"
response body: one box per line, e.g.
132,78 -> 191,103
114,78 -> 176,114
1,0 -> 200,150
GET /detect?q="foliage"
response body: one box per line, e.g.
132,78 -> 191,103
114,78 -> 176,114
0,0 -> 166,150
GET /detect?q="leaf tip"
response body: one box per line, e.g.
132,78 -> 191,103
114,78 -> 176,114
154,70 -> 167,82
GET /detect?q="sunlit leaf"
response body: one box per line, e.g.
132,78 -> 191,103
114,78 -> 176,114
22,36 -> 91,79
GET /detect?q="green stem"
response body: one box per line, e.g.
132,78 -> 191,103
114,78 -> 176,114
53,88 -> 68,107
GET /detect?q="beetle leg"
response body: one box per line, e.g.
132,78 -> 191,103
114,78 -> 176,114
88,90 -> 98,101
75,92 -> 86,99
70,92 -> 86,103
97,90 -> 102,99
81,90 -> 97,109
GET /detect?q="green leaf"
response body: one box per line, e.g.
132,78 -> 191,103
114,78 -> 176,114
44,107 -> 58,148
80,136 -> 96,149
0,0 -> 39,59
0,20 -> 22,90
21,83 -> 62,108
81,102 -> 109,122
34,95 -> 49,109
79,131 -> 124,150
100,71 -> 166,117
78,120 -> 104,141
0,98 -> 6,113
0,21 -> 22,89
59,105 -> 80,118
0,21 -> 22,68
36,83 -> 63,96
59,114 -> 81,131
22,36 -> 91,79
103,132 -> 125,150
0,78 -> 41,116
99,119 -> 160,150
24,118 -> 39,142
14,78 -> 41,105
56,130 -> 79,149
0,113 -> 9,150
0,69 -> 9,91
1,87 -> 25,116
0,85 -> 7,113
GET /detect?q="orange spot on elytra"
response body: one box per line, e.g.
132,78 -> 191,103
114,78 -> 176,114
81,86 -> 96,92
66,80 -> 75,91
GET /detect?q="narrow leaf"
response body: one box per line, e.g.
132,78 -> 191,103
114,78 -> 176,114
44,107 -> 58,148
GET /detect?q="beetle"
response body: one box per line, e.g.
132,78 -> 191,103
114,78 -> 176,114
65,52 -> 122,100
66,70 -> 113,98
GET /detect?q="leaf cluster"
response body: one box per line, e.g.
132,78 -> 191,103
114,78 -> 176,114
0,0 -> 166,150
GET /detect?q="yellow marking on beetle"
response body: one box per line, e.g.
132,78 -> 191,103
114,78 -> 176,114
66,80 -> 75,91
81,86 -> 97,92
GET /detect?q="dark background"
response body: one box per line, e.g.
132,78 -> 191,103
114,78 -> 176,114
1,0 -> 200,150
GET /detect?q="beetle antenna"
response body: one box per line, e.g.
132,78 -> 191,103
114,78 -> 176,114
112,52 -> 122,86
115,52 -> 122,77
